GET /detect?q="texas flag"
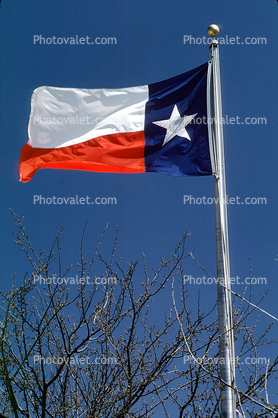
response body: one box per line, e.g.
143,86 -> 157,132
19,63 -> 212,182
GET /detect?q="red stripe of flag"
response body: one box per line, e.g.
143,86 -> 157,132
20,131 -> 146,182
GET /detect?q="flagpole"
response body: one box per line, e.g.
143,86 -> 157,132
207,24 -> 236,418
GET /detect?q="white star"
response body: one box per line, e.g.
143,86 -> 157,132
152,105 -> 197,147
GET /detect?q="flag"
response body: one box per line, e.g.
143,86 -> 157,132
19,63 -> 212,182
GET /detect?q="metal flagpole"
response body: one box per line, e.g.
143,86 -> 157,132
207,24 -> 236,418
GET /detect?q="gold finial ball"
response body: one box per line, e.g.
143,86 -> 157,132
207,24 -> 220,38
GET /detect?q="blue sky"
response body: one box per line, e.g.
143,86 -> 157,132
1,0 -> 277,411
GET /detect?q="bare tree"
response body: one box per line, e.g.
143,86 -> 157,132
0,210 -> 277,417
